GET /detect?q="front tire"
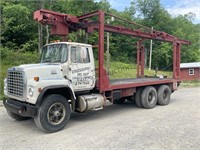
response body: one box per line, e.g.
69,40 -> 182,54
141,86 -> 157,109
34,94 -> 71,133
7,111 -> 30,121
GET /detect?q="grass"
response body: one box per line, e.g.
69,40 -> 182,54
0,48 -> 39,100
108,61 -> 172,79
180,80 -> 200,87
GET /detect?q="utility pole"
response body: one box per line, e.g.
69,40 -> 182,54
149,27 -> 153,70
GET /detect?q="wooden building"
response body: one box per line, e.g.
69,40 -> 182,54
180,62 -> 200,80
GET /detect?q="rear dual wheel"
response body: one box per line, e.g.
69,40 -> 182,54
135,86 -> 157,109
135,87 -> 143,108
157,85 -> 171,105
135,85 -> 171,109
141,86 -> 157,109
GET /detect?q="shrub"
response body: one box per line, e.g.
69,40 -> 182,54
0,47 -> 39,99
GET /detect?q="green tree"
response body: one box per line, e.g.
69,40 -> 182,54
2,4 -> 30,47
1,1 -> 38,51
172,15 -> 200,63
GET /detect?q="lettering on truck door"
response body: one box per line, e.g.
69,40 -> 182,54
70,46 -> 95,91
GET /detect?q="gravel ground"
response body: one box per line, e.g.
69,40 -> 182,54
0,87 -> 199,150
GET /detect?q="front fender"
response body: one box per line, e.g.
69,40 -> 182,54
36,84 -> 76,106
26,79 -> 75,105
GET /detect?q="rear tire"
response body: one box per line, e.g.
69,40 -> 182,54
141,86 -> 157,109
157,85 -> 171,105
34,94 -> 71,133
7,111 -> 30,121
135,87 -> 143,108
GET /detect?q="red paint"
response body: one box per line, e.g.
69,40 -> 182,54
110,79 -> 176,90
34,9 -> 78,36
173,42 -> 177,79
140,45 -> 145,76
78,10 -> 99,20
176,43 -> 181,78
136,39 -> 145,78
95,68 -> 110,89
180,68 -> 200,80
98,10 -> 105,92
121,88 -> 135,97
137,41 -> 140,78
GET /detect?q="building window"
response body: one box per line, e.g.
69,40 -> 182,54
189,69 -> 194,75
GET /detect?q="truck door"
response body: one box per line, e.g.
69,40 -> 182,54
69,45 -> 95,91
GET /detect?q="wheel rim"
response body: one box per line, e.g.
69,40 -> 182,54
47,102 -> 66,125
148,92 -> 156,105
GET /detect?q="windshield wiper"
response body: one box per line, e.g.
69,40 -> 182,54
41,59 -> 51,63
51,59 -> 61,63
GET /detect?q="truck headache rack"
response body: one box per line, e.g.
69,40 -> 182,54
34,9 -> 190,92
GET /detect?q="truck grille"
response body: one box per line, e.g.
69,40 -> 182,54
7,71 -> 24,98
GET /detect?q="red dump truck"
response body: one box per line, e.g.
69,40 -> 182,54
3,9 -> 190,132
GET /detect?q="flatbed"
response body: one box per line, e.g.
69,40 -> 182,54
111,78 -> 171,85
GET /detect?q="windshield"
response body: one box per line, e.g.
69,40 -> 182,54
40,44 -> 68,63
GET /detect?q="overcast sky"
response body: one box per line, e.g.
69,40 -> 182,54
97,0 -> 200,24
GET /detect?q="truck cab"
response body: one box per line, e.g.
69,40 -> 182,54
4,42 -> 95,104
40,42 -> 96,92
4,42 -> 105,132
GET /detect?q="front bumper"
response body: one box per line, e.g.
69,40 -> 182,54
3,99 -> 37,117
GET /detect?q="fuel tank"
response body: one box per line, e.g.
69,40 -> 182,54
76,94 -> 105,112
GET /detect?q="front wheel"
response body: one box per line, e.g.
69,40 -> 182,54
34,94 -> 71,133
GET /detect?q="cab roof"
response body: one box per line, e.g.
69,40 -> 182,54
45,42 -> 92,47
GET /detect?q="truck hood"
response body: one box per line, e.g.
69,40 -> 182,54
18,63 -> 60,70
8,63 -> 63,81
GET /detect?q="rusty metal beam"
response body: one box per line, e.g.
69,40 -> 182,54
34,9 -> 190,45
173,42 -> 177,79
84,24 -> 190,45
105,12 -> 151,31
137,41 -> 140,78
78,10 -> 99,20
34,9 -> 79,36
141,45 -> 145,76
98,10 -> 105,92
110,79 -> 176,90
176,43 -> 181,78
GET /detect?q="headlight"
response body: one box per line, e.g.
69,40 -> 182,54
4,78 -> 7,90
28,87 -> 34,97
